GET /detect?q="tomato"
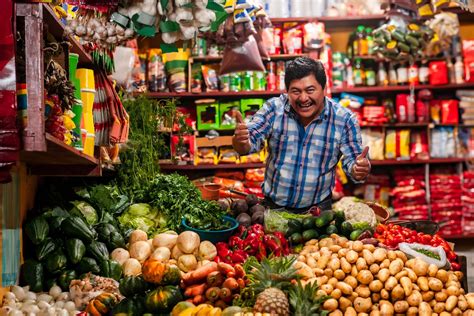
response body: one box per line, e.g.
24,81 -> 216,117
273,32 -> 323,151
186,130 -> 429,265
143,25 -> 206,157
376,224 -> 387,234
420,234 -> 432,244
451,262 -> 461,271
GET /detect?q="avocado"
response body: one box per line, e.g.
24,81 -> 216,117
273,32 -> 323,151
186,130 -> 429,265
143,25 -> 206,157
302,229 -> 319,242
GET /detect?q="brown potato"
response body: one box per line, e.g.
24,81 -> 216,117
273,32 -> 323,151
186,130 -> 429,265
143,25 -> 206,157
417,276 -> 429,291
428,277 -> 443,292
405,258 -> 415,269
343,306 -> 356,316
340,257 -> 352,274
334,269 -> 346,281
446,295 -> 458,312
395,270 -> 408,280
387,250 -> 398,261
369,263 -> 380,275
324,268 -> 334,278
321,284 -> 334,294
380,258 -> 391,269
389,259 -> 404,276
452,307 -> 463,316
458,298 -> 468,311
357,270 -> 374,285
380,289 -> 389,300
406,307 -> 418,316
369,280 -> 383,293
421,291 -> 434,302
427,264 -> 438,277
394,300 -> 409,313
418,301 -> 433,316
373,248 -> 387,262
384,276 -> 398,291
323,298 -> 338,312
407,290 -> 422,306
352,240 -> 364,252
404,267 -> 417,282
377,268 -> 390,283
446,285 -> 460,297
391,284 -> 405,301
379,300 -> 394,315
356,257 -> 368,271
371,293 -> 381,303
395,250 -> 407,262
413,257 -> 429,277
362,249 -> 375,265
313,268 -> 324,276
435,291 -> 448,302
351,265 -> 358,277
328,277 -> 339,288
338,296 -> 352,311
329,245 -> 342,253
344,276 -> 358,289
354,297 -> 372,313
436,269 -> 449,283
328,257 -> 341,271
433,302 -> 445,313
330,288 -> 342,300
346,250 -> 358,263
400,276 -> 413,297
336,281 -> 353,295
363,244 -> 375,252
454,271 -> 463,280
355,285 -> 371,298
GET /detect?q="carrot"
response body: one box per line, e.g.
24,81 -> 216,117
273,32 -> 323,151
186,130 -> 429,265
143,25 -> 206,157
214,299 -> 227,310
184,283 -> 207,297
222,277 -> 239,291
219,287 -> 232,303
182,262 -> 218,284
237,278 -> 246,290
205,287 -> 221,302
226,271 -> 236,278
207,271 -> 224,287
193,294 -> 206,305
218,262 -> 235,276
234,264 -> 245,279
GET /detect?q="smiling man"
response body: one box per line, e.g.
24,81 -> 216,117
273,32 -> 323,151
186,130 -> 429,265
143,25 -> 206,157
232,57 -> 370,212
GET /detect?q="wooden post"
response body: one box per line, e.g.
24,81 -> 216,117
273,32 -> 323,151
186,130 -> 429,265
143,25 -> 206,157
16,3 -> 46,152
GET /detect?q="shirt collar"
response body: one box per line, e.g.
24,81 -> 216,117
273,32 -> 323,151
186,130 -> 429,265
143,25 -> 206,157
282,94 -> 330,122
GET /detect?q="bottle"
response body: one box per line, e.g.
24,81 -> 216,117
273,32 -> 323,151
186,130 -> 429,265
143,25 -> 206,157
353,58 -> 365,86
419,60 -> 429,84
347,31 -> 355,59
388,63 -> 398,86
366,27 -> 374,56
447,58 -> 455,84
455,56 -> 464,84
397,62 -> 408,85
377,62 -> 388,86
365,60 -> 376,86
408,62 -> 419,85
357,25 -> 368,56
345,58 -> 354,88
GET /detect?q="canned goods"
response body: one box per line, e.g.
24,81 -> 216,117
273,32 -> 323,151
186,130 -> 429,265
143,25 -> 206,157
254,72 -> 266,91
230,73 -> 242,92
242,71 -> 254,91
220,75 -> 230,92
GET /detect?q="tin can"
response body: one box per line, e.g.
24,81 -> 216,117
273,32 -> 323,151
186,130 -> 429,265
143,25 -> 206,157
242,71 -> 254,91
276,61 -> 286,91
254,72 -> 266,91
230,73 -> 242,92
219,75 -> 230,92
274,27 -> 282,55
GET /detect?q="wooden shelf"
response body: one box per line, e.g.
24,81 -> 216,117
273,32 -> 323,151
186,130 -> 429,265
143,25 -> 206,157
270,14 -> 386,27
332,82 -> 474,94
42,3 -> 92,65
20,133 -> 101,176
191,54 -> 307,63
159,163 -> 265,170
143,91 -> 282,99
361,123 -> 429,128
371,158 -> 466,166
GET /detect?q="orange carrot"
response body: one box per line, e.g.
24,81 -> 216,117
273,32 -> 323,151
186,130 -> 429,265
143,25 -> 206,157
193,294 -> 206,305
182,262 -> 218,284
227,271 -> 236,278
234,264 -> 245,279
237,278 -> 246,290
222,277 -> 239,291
184,283 -> 207,297
207,271 -> 224,287
219,287 -> 232,303
218,262 -> 235,276
205,287 -> 221,302
214,299 -> 227,310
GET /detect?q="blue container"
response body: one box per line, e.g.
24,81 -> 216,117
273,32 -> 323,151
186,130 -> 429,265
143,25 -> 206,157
181,216 -> 239,243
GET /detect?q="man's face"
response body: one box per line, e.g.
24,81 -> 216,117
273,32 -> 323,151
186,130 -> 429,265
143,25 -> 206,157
287,74 -> 325,126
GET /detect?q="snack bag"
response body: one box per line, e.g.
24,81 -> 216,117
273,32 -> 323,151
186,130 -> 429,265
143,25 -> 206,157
219,146 -> 240,164
202,64 -> 220,92
162,48 -> 190,93
195,147 -> 217,165
148,49 -> 167,92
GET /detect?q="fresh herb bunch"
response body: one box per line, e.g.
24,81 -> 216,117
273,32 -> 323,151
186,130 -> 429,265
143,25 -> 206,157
144,173 -> 228,231
115,96 -> 176,200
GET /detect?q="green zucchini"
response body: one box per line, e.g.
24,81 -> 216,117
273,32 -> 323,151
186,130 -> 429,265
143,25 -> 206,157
315,211 -> 334,228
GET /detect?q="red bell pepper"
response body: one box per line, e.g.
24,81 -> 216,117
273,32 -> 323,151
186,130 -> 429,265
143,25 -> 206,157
264,235 -> 282,257
256,242 -> 267,261
229,236 -> 244,250
250,224 -> 265,236
231,249 -> 248,264
272,231 -> 290,255
216,242 -> 232,262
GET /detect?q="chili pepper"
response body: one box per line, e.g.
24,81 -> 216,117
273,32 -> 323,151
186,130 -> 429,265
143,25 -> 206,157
256,242 -> 267,261
231,249 -> 248,264
451,262 -> 461,271
229,236 -> 245,250
264,235 -> 282,257
272,231 -> 290,255
250,224 -> 265,236
243,232 -> 261,255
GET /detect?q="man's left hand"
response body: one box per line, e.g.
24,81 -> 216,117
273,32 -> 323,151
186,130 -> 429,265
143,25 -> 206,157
352,146 -> 371,181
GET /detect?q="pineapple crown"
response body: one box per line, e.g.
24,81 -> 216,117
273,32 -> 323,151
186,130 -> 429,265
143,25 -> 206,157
289,279 -> 330,316
247,256 -> 298,293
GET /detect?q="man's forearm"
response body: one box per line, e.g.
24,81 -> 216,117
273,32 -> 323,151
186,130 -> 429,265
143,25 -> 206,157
232,137 -> 251,155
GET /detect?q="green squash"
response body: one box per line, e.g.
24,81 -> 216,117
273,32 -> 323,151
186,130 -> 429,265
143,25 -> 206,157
25,217 -> 49,245
162,265 -> 181,285
100,260 -> 122,281
119,275 -> 149,298
58,269 -> 77,291
21,260 -> 44,292
145,285 -> 183,313
111,297 -> 145,316
45,251 -> 67,274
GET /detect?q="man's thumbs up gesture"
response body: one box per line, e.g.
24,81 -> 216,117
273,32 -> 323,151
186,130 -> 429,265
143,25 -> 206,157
232,111 -> 251,155
352,146 -> 371,181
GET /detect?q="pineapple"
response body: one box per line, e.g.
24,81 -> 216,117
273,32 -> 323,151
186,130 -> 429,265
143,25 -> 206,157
288,279 -> 329,316
246,257 -> 297,316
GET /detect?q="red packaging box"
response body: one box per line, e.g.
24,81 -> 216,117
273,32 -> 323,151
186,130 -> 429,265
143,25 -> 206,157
441,99 -> 459,124
429,61 -> 449,85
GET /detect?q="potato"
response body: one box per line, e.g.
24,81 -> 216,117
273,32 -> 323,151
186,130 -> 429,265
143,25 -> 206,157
369,279 -> 383,293
336,281 -> 353,295
418,301 -> 432,316
379,301 -> 394,315
323,298 -> 338,312
306,256 -> 317,268
356,258 -> 368,271
380,258 -> 391,269
406,307 -> 418,316
369,310 -> 380,316
446,285 -> 460,297
333,269 -> 345,280
329,245 -> 342,253
351,265 -> 358,277
428,264 -> 439,277
377,268 -> 390,283
421,291 -> 434,302
394,300 -> 409,313
404,268 -> 417,282
321,284 -> 334,295
389,259 -> 403,276
400,276 -> 413,297
433,302 -> 445,313
346,250 -> 358,263
436,269 -> 449,283
355,285 -> 371,298
331,288 -> 342,300
344,276 -> 358,289
327,258 -> 341,271
452,307 -> 463,316
316,289 -> 327,297
373,248 -> 387,262
428,277 -> 443,291
324,268 -> 334,278
319,238 -> 335,248
416,276 -> 428,291
313,268 -> 324,276
445,295 -> 458,312
328,311 -> 342,316
380,289 -> 389,300
395,270 -> 408,280
391,284 -> 405,301
343,306 -> 356,315
369,263 -> 380,275
395,250 -> 407,262
352,240 -> 364,252
363,244 -> 375,252
458,298 -> 468,311
354,297 -> 372,313
317,276 -> 329,285
435,291 -> 448,302
384,276 -> 398,291
317,253 -> 331,269
337,296 -> 351,312
371,292 -> 381,303
407,290 -> 422,307
413,257 -> 429,276
357,270 -> 373,285
466,293 -> 474,309
338,248 -> 349,258
340,257 -> 352,274
328,277 -> 339,287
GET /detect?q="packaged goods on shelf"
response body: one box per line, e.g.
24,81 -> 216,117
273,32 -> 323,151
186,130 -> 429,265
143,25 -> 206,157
456,89 -> 474,124
218,146 -> 240,164
361,174 -> 390,206
463,39 -> 474,82
195,147 -> 218,165
219,101 -> 241,130
391,168 -> 429,220
385,129 -> 410,160
410,131 -> 429,160
361,128 -> 384,160
430,173 -> 463,237
430,127 -> 456,158
265,0 -> 383,17
241,98 -> 264,123
196,101 -> 219,131
171,135 -> 195,164
462,171 -> 474,235
162,49 -> 190,93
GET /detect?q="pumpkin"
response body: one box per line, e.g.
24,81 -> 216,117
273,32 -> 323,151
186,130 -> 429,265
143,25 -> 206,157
171,301 -> 195,316
111,297 -> 145,316
142,259 -> 167,284
162,265 -> 181,285
119,275 -> 149,297
85,292 -> 118,316
145,285 -> 183,313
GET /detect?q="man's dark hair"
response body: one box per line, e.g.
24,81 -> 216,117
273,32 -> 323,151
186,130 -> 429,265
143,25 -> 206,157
285,57 -> 327,90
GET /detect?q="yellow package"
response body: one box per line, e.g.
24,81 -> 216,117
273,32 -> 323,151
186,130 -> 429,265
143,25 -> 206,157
399,129 -> 410,159
219,146 -> 240,164
195,147 -> 218,165
240,149 -> 265,163
385,129 -> 396,159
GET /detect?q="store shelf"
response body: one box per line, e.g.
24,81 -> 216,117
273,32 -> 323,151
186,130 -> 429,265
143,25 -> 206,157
42,3 -> 92,65
270,14 -> 386,27
191,54 -> 307,62
20,133 -> 101,176
159,163 -> 265,170
361,123 -> 429,128
371,158 -> 466,166
332,82 -> 474,94
143,91 -> 282,99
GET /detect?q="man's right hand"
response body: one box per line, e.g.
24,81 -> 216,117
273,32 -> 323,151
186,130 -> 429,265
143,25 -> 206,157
232,111 -> 251,155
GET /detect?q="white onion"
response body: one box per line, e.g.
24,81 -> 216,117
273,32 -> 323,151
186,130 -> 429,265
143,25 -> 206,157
49,285 -> 62,299
37,293 -> 53,303
64,301 -> 76,312
37,301 -> 51,310
3,292 -> 15,300
54,301 -> 65,309
57,292 -> 70,301
11,286 -> 25,301
25,291 -> 36,301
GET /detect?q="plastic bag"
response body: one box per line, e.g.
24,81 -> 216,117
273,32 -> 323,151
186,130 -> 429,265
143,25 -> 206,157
220,35 -> 265,75
398,242 -> 449,269
264,208 -> 310,234
111,46 -> 135,88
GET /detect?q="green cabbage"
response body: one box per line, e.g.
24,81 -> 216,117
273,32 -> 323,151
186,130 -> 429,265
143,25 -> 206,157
70,201 -> 98,225
118,203 -> 167,234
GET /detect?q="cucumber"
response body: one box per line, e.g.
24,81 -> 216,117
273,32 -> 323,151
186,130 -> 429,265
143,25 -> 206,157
302,217 -> 316,230
326,225 -> 338,235
350,229 -> 364,241
302,229 -> 319,242
315,211 -> 334,228
341,221 -> 354,237
334,210 -> 345,228
287,219 -> 303,236
289,232 -> 303,245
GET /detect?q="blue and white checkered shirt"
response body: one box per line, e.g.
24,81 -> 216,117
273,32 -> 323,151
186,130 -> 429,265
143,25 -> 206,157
248,94 -> 363,209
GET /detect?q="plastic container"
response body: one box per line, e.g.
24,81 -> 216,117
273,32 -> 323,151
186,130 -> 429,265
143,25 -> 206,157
76,68 -> 95,90
219,101 -> 241,130
80,89 -> 96,114
80,129 -> 87,152
82,112 -> 95,134
83,132 -> 95,157
196,102 -> 219,131
194,182 -> 222,200
181,216 -> 239,243
69,53 -> 79,81
72,99 -> 83,149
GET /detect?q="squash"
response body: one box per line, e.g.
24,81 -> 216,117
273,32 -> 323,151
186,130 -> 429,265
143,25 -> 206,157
85,292 -> 118,316
145,285 -> 183,313
142,259 -> 168,284
119,275 -> 149,298
111,297 -> 145,316
162,265 -> 181,285
171,301 -> 195,316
